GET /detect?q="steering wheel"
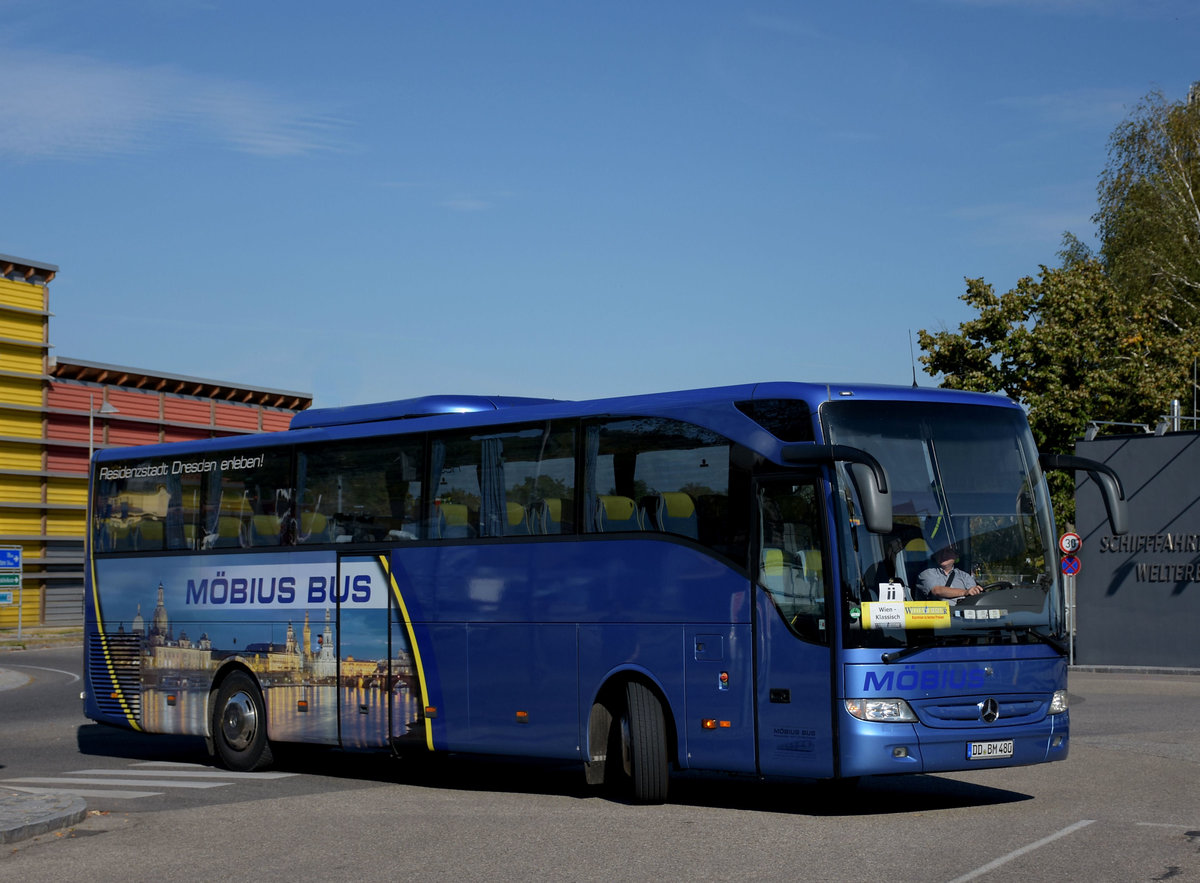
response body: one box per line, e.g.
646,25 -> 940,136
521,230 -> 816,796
957,581 -> 1012,606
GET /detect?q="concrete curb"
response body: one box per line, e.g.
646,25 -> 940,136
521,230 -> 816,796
1,630 -> 89,843
0,629 -> 82,652
0,788 -> 88,845
1070,664 -> 1200,676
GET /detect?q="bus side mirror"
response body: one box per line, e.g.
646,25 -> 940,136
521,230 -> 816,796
1039,453 -> 1128,535
846,461 -> 893,535
781,443 -> 893,535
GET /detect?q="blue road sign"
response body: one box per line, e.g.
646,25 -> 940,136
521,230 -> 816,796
0,547 -> 22,569
1061,555 -> 1081,576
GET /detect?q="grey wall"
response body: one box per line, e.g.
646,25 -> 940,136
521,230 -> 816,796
1074,432 -> 1200,667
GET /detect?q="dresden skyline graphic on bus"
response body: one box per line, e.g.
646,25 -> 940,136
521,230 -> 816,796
96,552 -> 424,747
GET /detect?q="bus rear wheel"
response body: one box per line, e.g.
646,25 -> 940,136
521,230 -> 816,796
212,671 -> 273,771
618,681 -> 669,804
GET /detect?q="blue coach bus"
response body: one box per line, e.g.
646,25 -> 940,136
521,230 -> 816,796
83,382 -> 1126,802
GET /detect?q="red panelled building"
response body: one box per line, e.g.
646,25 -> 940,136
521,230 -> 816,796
1,253 -> 311,629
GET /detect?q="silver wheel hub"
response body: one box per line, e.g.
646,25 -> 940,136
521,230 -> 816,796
221,690 -> 258,750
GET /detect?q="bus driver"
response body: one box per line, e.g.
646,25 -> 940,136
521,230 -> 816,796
918,544 -> 984,603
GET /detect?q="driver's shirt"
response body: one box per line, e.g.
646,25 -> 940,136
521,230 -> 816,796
917,566 -> 978,604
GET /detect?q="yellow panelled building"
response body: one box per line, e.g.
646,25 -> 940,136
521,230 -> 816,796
0,252 -> 311,631
0,255 -> 55,630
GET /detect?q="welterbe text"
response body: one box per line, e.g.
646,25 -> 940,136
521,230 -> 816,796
1098,532 -> 1200,585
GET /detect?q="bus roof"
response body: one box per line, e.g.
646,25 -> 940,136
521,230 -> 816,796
290,383 -> 1017,430
288,395 -> 563,430
93,381 -> 1019,462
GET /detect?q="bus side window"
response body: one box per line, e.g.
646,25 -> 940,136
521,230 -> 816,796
168,480 -> 202,550
507,423 -> 574,537
430,423 -> 575,539
206,486 -> 252,548
297,438 -> 423,544
430,436 -> 482,538
584,417 -> 731,552
93,465 -> 176,552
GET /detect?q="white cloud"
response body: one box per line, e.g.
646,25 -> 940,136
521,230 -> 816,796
0,48 -> 346,160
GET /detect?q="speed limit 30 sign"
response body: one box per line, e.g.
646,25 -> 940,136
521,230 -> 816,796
1059,532 -> 1081,555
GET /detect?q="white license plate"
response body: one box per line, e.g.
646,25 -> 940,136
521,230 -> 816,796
967,739 -> 1014,760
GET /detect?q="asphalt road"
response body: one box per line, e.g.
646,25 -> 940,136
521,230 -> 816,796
2,647 -> 1198,882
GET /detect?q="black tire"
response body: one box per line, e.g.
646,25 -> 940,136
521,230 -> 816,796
624,681 -> 669,804
212,670 -> 273,771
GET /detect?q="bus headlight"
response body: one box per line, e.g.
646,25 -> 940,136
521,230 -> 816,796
845,698 -> 918,722
1048,689 -> 1069,714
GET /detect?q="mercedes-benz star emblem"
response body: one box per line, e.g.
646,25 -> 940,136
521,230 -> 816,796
980,698 -> 1000,723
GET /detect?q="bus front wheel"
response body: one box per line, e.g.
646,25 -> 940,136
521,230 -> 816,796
619,681 -> 669,804
212,671 -> 274,771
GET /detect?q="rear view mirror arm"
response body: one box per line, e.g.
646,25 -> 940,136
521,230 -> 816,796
1039,453 -> 1128,535
782,444 -> 892,534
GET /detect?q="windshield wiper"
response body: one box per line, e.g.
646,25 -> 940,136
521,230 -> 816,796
881,642 -> 939,664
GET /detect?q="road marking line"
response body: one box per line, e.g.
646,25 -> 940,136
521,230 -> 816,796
4,785 -> 163,799
131,761 -> 211,768
3,776 -> 229,789
946,819 -> 1096,883
1,760 -> 297,803
5,664 -> 81,684
74,767 -> 296,780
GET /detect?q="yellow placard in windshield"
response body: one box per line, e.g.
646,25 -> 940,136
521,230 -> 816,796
861,600 -> 952,629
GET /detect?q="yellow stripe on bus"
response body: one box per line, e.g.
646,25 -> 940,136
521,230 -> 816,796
88,547 -> 143,732
377,554 -> 434,752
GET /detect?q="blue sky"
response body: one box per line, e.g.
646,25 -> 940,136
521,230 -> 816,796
3,0 -> 1197,408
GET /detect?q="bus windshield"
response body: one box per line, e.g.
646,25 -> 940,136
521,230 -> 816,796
823,400 -> 1061,649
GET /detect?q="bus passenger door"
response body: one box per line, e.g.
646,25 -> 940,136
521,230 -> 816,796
336,553 -> 392,749
754,478 -> 836,779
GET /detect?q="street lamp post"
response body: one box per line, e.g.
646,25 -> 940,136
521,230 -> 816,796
88,393 -> 119,466
86,394 -> 119,565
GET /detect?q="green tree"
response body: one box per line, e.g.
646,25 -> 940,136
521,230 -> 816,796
920,84 -> 1200,524
1098,88 -> 1200,332
918,254 -> 1172,522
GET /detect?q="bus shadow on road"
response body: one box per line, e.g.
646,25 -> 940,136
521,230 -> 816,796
77,723 -> 209,764
383,754 -> 1035,816
667,772 -> 1034,816
75,724 -> 1031,815
75,723 -> 593,796
252,743 -> 1035,816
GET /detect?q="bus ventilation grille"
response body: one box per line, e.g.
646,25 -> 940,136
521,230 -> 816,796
89,633 -> 143,719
